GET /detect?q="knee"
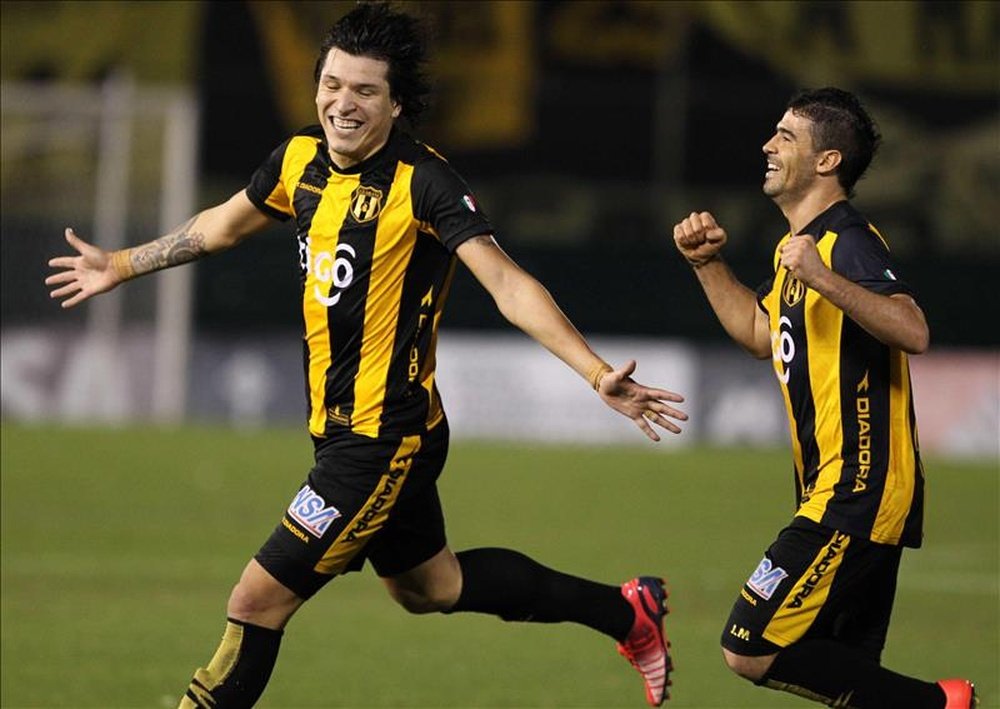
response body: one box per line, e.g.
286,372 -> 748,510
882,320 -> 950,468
227,581 -> 271,619
722,648 -> 774,683
383,548 -> 462,615
226,562 -> 302,628
387,584 -> 458,614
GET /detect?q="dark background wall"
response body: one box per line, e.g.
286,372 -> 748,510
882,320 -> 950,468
191,1 -> 1000,346
3,0 -> 998,346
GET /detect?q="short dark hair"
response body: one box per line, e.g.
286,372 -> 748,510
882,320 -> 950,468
787,87 -> 881,197
314,2 -> 431,124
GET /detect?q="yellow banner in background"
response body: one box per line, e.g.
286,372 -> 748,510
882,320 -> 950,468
246,0 -> 332,134
3,1 -> 994,145
248,1 -> 534,150
547,1 -> 690,67
700,0 -> 998,92
424,1 -> 535,149
0,0 -> 201,83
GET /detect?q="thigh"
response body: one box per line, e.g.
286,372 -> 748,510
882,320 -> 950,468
365,420 -> 451,577
828,544 -> 902,662
381,546 -> 462,612
254,422 -> 448,599
722,518 -> 892,656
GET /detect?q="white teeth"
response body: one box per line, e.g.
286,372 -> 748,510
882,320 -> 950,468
332,117 -> 361,130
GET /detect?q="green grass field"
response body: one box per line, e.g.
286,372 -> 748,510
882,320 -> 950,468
2,423 -> 997,708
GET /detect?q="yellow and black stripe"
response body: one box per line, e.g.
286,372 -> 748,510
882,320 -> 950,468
246,126 -> 492,440
762,529 -> 850,647
313,434 -> 421,575
757,201 -> 924,548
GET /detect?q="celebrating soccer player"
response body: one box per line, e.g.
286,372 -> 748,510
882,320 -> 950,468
46,3 -> 684,707
672,87 -> 975,708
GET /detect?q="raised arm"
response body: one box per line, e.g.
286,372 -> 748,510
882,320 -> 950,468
779,235 -> 929,354
456,234 -> 687,441
673,211 -> 771,358
46,189 -> 272,308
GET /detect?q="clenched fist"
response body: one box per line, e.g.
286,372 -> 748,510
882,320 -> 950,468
779,234 -> 827,287
673,211 -> 727,267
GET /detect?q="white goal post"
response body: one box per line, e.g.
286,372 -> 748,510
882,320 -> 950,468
2,77 -> 199,422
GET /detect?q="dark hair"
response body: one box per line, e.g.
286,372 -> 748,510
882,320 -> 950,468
314,2 -> 431,124
787,87 -> 881,197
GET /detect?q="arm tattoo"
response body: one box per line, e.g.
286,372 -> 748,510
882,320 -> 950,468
130,216 -> 208,275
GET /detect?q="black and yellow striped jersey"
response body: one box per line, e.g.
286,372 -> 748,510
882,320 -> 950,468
757,201 -> 924,548
246,126 -> 492,440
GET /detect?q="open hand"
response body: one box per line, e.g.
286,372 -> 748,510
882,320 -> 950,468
45,228 -> 119,307
597,360 -> 687,442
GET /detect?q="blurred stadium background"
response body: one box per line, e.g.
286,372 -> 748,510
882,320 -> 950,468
2,2 -> 997,707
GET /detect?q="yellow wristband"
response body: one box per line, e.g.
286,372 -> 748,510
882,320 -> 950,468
588,362 -> 613,391
110,248 -> 136,282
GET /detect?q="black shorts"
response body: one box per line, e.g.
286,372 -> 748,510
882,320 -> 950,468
721,517 -> 902,661
254,419 -> 450,599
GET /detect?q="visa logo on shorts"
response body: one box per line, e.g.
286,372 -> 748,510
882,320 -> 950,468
747,557 -> 788,600
287,485 -> 341,538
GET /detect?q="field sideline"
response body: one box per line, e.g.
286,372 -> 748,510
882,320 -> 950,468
2,423 -> 997,708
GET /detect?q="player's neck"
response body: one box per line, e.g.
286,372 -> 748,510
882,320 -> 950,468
779,186 -> 848,235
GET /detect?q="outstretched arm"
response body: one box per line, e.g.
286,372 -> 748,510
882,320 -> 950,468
456,234 -> 687,441
673,211 -> 771,358
46,190 -> 272,308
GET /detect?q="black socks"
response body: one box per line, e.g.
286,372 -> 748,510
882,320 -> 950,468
761,638 -> 946,708
449,547 -> 634,641
181,618 -> 283,709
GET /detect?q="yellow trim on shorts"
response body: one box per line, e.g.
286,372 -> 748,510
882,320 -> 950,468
762,530 -> 850,647
313,435 -> 422,574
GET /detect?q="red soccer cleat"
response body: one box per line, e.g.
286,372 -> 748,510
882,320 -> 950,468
617,576 -> 673,706
938,679 -> 977,708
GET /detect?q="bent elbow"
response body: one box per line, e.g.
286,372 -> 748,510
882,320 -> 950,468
907,329 -> 930,355
898,298 -> 930,355
747,343 -> 771,360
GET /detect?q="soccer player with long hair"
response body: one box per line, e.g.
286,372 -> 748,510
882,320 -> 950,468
47,3 -> 682,707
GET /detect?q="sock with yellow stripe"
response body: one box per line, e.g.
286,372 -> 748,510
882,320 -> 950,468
178,618 -> 283,709
760,638 -> 946,708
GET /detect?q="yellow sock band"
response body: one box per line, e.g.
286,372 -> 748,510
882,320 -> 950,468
179,621 -> 243,708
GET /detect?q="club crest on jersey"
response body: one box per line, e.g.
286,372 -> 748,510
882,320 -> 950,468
747,556 -> 788,600
350,185 -> 383,223
287,485 -> 341,538
782,275 -> 806,307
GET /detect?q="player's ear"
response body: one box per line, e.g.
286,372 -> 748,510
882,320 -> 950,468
816,149 -> 842,177
391,101 -> 402,119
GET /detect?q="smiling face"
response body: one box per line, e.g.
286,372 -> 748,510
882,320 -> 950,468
761,109 -> 822,206
315,49 -> 401,169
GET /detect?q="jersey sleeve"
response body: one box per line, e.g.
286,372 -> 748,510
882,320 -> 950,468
245,138 -> 295,222
831,227 -> 915,298
411,157 -> 494,252
755,277 -> 775,315
756,232 -> 793,314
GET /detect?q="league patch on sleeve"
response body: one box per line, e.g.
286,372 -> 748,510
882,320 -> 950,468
747,556 -> 788,600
